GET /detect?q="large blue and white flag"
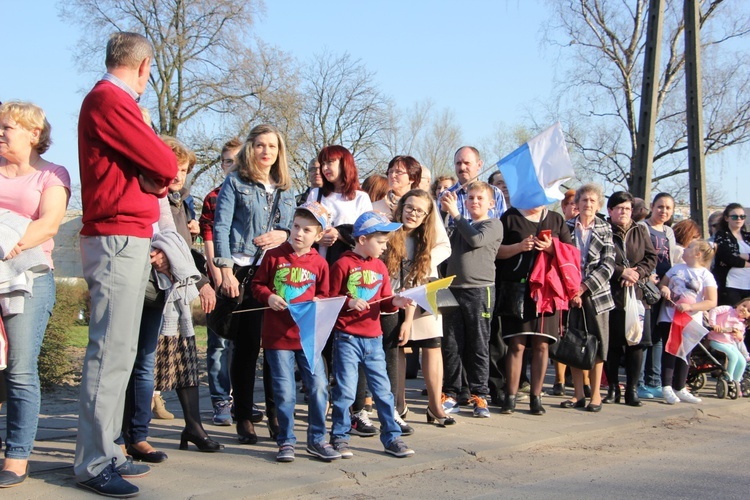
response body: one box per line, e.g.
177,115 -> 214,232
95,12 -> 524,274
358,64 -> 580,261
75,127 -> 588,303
288,296 -> 347,374
496,122 -> 574,210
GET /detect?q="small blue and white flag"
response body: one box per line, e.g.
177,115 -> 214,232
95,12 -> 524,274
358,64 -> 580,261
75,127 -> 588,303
288,296 -> 347,374
496,122 -> 574,210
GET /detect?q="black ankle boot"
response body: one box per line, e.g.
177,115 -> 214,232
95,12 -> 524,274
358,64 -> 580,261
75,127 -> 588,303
529,395 -> 546,415
624,387 -> 643,407
500,394 -> 516,414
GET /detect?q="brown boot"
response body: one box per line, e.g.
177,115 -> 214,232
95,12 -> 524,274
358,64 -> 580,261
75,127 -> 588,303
152,393 -> 174,420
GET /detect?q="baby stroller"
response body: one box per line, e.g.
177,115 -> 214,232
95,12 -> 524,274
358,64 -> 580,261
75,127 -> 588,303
686,339 -> 740,399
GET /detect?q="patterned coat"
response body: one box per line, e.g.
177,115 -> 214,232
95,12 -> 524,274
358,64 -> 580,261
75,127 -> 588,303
567,216 -> 616,315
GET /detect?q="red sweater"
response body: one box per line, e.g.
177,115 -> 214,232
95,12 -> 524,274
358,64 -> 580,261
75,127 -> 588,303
251,242 -> 330,350
329,250 -> 397,337
78,80 -> 177,237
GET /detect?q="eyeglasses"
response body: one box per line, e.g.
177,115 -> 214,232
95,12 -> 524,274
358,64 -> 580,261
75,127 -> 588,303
729,214 -> 747,221
388,169 -> 408,177
403,205 -> 428,218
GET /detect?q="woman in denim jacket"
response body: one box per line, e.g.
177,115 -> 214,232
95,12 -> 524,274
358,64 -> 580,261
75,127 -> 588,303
213,124 -> 295,445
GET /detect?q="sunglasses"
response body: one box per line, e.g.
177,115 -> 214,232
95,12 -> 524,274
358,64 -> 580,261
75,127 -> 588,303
729,214 -> 747,221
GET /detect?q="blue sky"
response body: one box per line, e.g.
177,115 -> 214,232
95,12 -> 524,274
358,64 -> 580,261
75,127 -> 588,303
4,0 -> 747,205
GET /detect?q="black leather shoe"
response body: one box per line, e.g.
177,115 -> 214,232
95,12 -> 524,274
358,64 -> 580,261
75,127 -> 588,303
583,385 -> 592,398
624,388 -> 643,407
127,445 -> 168,463
500,394 -> 516,414
529,395 -> 546,415
587,402 -> 603,412
0,465 -> 29,488
77,458 -> 139,497
559,398 -> 586,409
180,430 -> 224,451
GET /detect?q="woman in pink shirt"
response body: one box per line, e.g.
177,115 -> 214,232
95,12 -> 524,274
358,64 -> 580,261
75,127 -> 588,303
0,101 -> 70,488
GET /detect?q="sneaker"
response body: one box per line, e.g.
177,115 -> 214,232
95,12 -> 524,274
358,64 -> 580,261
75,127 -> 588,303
116,457 -> 151,479
393,410 -> 414,436
441,393 -> 460,414
519,381 -> 531,393
77,459 -> 139,498
663,386 -> 680,405
516,393 -> 529,402
676,388 -> 702,404
637,385 -> 655,400
384,439 -> 414,458
645,385 -> 663,398
469,395 -> 490,418
332,441 -> 353,459
276,444 -> 295,463
349,409 -> 377,437
212,400 -> 232,426
306,442 -> 342,461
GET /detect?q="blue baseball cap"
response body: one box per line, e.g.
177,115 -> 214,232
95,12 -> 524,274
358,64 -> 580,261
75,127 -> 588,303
295,201 -> 330,230
353,211 -> 402,237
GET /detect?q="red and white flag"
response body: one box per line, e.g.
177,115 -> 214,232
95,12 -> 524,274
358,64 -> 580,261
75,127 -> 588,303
665,310 -> 709,361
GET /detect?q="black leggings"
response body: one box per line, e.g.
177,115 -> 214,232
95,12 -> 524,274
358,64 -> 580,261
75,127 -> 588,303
605,309 -> 644,390
656,322 -> 689,391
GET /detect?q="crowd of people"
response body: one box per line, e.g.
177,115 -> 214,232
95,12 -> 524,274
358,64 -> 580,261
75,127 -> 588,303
2,31 -> 750,497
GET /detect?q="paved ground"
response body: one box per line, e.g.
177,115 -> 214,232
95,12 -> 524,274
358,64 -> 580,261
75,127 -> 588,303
1,372 -> 749,499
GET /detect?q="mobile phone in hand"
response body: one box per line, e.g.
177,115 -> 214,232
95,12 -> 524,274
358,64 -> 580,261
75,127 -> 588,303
539,229 -> 552,239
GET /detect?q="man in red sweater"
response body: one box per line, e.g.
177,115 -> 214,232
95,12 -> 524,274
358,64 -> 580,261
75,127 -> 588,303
74,32 -> 177,498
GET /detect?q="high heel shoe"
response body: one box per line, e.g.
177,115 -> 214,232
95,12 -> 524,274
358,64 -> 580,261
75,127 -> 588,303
426,406 -> 456,427
559,398 -> 586,409
529,395 -> 546,415
624,387 -> 643,407
237,421 -> 258,445
179,430 -> 223,452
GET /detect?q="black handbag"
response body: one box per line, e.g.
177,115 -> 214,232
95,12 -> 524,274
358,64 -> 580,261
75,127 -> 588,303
548,307 -> 599,370
207,190 -> 280,341
496,281 -> 527,319
637,279 -> 661,305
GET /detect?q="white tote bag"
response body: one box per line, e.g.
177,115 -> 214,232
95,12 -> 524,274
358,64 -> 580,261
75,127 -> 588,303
624,286 -> 644,346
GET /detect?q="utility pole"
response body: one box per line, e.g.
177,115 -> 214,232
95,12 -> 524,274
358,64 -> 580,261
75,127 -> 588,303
684,0 -> 708,235
632,0 -> 664,203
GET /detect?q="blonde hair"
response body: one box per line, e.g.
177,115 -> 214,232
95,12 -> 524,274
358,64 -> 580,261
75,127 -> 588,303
689,239 -> 715,267
161,136 -> 197,173
465,180 -> 494,199
235,124 -> 290,190
0,101 -> 52,154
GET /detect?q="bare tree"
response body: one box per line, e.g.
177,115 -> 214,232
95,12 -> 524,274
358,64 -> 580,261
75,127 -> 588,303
542,0 -> 750,194
295,50 -> 394,180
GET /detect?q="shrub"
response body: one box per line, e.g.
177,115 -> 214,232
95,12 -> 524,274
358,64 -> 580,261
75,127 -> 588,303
39,279 -> 88,389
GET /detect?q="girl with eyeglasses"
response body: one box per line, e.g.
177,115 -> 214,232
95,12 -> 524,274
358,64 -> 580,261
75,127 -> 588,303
713,203 -> 750,313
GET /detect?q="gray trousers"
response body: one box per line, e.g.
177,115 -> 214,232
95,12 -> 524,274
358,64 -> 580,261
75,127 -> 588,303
74,235 -> 151,480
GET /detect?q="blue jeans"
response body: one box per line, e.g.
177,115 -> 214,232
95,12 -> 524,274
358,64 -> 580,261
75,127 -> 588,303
117,303 -> 163,445
640,303 -> 663,387
3,271 -> 55,459
206,325 -> 233,403
265,349 -> 328,446
330,331 -> 401,448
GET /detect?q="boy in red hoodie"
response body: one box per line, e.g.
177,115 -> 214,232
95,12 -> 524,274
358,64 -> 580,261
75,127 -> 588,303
251,202 -> 341,463
328,211 -> 415,459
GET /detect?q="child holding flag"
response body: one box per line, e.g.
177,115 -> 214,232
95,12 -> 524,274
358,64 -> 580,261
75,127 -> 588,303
328,211 -> 415,458
657,240 -> 718,404
250,202 -> 341,463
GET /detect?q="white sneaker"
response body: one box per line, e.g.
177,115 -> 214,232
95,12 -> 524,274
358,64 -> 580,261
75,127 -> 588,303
662,386 -> 680,405
676,388 -> 702,404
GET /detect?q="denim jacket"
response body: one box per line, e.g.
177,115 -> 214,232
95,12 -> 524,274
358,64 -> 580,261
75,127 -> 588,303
213,172 -> 295,268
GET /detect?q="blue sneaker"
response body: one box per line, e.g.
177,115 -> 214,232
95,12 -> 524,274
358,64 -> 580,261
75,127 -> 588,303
212,400 -> 232,426
77,458 -> 139,498
441,394 -> 460,414
116,457 -> 150,478
637,385 -> 655,400
645,385 -> 663,398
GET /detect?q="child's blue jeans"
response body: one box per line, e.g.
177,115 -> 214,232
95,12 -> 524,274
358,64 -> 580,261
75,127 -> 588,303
265,349 -> 329,447
329,330 -> 401,448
